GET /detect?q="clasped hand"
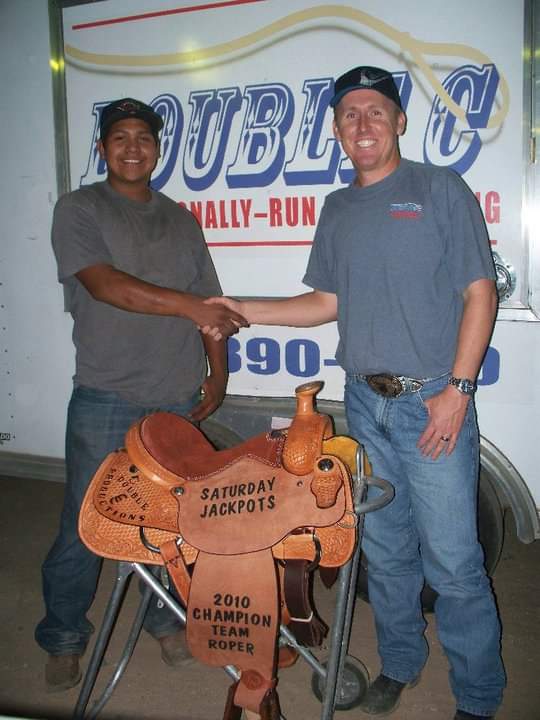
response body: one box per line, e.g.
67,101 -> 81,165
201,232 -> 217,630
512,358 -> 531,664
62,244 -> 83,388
199,296 -> 246,340
194,296 -> 248,340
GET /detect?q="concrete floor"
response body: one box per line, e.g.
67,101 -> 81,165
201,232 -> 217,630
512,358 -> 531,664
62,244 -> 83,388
0,474 -> 539,720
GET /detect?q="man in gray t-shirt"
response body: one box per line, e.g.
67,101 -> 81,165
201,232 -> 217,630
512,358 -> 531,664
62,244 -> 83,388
35,98 -> 246,692
209,67 -> 505,719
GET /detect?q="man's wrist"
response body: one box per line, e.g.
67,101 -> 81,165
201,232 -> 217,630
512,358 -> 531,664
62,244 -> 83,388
180,292 -> 201,322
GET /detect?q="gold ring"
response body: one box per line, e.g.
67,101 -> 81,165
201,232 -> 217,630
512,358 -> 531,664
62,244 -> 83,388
440,435 -> 450,442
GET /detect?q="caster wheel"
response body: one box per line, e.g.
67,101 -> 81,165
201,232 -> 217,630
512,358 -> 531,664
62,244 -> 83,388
311,655 -> 369,710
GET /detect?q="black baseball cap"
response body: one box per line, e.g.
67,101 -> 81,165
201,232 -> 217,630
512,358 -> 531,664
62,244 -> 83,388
99,98 -> 163,140
330,66 -> 402,109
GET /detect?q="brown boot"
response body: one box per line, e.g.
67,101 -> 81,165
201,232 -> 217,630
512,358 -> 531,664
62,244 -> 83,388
360,673 -> 420,716
158,631 -> 194,667
45,654 -> 82,693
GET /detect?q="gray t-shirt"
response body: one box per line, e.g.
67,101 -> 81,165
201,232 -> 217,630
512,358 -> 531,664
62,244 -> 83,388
303,159 -> 495,379
52,181 -> 221,405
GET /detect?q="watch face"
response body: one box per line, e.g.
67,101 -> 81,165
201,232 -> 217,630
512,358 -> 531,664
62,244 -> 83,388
449,377 -> 476,395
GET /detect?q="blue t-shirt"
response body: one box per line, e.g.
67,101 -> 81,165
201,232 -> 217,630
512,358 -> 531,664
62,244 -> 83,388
303,159 -> 495,378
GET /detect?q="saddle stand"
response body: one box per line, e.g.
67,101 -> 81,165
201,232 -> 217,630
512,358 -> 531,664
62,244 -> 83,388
75,381 -> 393,720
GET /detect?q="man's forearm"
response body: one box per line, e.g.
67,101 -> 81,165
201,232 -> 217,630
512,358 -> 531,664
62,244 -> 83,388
202,335 -> 228,380
75,263 -> 248,337
451,278 -> 498,381
76,264 -> 199,317
241,290 -> 338,327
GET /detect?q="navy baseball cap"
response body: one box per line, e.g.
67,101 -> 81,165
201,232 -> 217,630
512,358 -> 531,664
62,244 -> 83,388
99,98 -> 163,140
330,66 -> 402,109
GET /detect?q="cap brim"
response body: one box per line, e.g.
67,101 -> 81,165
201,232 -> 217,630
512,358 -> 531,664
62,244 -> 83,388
329,85 -> 402,110
329,88 -> 352,107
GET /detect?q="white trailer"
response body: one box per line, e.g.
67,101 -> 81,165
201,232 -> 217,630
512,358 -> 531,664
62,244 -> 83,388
2,0 -> 539,587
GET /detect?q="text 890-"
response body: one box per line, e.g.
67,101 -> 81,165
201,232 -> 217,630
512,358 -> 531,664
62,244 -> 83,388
227,336 -> 337,377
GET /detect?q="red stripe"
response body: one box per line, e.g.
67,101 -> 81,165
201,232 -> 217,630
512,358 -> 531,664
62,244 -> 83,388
207,241 -> 313,247
72,0 -> 266,30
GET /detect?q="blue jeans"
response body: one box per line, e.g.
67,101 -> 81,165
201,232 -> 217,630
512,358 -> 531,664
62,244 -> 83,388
35,385 -> 199,656
345,373 -> 505,716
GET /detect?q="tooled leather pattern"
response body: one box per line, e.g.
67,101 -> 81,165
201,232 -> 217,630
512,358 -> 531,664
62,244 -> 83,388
80,428 -> 358,568
91,450 -> 180,531
282,414 -> 333,475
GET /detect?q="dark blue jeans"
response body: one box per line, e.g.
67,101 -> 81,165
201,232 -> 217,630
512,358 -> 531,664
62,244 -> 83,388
35,385 -> 198,656
345,373 -> 505,716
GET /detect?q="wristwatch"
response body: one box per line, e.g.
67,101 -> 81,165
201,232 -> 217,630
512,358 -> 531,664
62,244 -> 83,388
448,376 -> 477,396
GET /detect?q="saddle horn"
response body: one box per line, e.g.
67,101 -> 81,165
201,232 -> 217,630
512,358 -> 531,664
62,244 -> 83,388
282,381 -> 333,476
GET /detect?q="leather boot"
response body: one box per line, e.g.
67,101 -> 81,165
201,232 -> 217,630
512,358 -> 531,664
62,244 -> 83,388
158,630 -> 194,667
45,654 -> 82,693
360,673 -> 419,716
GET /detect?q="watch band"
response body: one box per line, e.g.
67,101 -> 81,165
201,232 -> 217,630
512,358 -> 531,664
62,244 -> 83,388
448,376 -> 477,395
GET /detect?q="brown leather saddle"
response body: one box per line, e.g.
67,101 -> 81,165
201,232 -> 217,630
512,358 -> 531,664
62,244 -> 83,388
79,381 -> 358,719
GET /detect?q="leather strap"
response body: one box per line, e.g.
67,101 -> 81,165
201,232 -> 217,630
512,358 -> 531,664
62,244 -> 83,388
258,688 -> 281,720
223,681 -> 281,720
187,550 -> 279,714
222,682 -> 243,720
159,539 -> 192,607
283,560 -> 328,647
272,532 -> 316,562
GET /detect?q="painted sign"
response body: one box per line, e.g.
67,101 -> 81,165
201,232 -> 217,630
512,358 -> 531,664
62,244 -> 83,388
62,0 -> 524,398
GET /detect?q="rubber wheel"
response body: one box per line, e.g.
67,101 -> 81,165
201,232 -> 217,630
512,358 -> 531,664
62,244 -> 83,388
356,468 -> 505,612
311,656 -> 369,710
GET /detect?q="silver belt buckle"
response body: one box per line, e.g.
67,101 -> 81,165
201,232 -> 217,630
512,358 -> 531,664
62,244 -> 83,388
400,376 -> 423,393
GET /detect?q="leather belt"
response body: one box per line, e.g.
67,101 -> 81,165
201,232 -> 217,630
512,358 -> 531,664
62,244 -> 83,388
363,373 -> 423,398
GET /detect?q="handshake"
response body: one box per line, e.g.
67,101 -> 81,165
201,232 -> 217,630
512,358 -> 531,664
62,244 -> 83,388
198,296 -> 248,341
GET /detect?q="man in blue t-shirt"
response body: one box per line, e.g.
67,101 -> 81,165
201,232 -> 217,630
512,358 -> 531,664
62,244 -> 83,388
208,67 -> 505,719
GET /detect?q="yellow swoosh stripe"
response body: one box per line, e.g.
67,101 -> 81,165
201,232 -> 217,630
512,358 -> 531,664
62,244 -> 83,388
65,4 -> 509,128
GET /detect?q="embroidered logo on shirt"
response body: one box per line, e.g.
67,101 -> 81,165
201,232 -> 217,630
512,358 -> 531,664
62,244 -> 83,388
389,202 -> 423,219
